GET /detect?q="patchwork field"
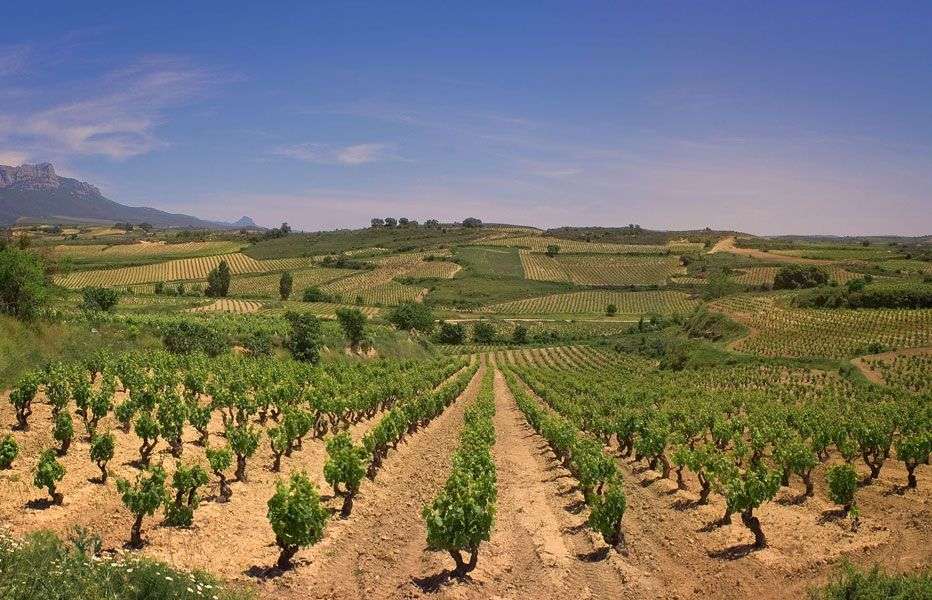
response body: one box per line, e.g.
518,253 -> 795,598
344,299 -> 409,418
485,290 -> 699,316
710,294 -> 932,358
49,240 -> 243,263
188,299 -> 263,314
521,251 -> 686,285
729,265 -> 862,286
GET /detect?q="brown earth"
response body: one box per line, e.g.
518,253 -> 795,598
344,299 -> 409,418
0,362 -> 929,599
710,237 -> 833,265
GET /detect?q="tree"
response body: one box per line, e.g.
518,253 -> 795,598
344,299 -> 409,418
267,471 -> 329,569
370,218 -> 385,228
302,287 -> 330,302
0,435 -> 18,469
205,259 -> 231,297
81,287 -> 119,312
53,411 -> 73,455
0,247 -> 47,320
512,324 -> 528,344
387,302 -> 435,333
89,433 -> 115,483
323,432 -> 367,517
285,311 -> 322,363
336,307 -> 368,350
117,466 -> 168,547
162,321 -> 227,356
606,304 -> 618,316
462,217 -> 482,228
398,217 -> 409,226
773,265 -> 829,290
437,322 -> 466,344
473,321 -> 496,344
206,446 -> 234,502
279,271 -> 293,300
384,217 -> 398,228
165,463 -> 209,527
425,219 -> 440,228
34,449 -> 65,505
546,244 -> 560,257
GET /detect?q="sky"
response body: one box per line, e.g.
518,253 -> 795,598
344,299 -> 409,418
1,1 -> 930,235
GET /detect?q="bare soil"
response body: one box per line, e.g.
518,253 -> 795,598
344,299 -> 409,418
710,237 -> 833,265
850,346 -> 932,384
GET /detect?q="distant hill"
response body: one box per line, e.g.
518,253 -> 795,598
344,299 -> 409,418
0,163 -> 258,229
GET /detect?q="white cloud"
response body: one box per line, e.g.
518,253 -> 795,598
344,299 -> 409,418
0,55 -> 224,161
271,142 -> 393,165
0,150 -> 30,166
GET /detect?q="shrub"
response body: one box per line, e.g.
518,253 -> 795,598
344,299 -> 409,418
241,329 -> 274,357
52,411 -> 74,456
267,471 -> 329,569
89,433 -> 115,483
134,412 -> 160,466
512,324 -> 528,344
336,307 -> 368,350
387,301 -> 435,333
227,424 -> 260,482
279,271 -> 293,300
117,466 -> 168,547
206,445 -> 234,502
0,247 -> 47,320
34,449 -> 65,505
323,432 -> 367,517
773,265 -> 829,290
545,244 -> 560,257
606,303 -> 617,316
161,321 -> 227,356
205,259 -> 231,297
437,322 -> 466,344
810,562 -> 932,600
0,435 -> 18,469
9,372 -> 40,430
587,477 -> 627,550
472,321 -> 496,344
284,311 -> 322,363
164,464 -> 209,527
302,287 -> 331,302
826,463 -> 858,516
81,287 -> 119,312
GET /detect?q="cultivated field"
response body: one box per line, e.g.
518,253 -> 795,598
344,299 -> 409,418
485,290 -> 699,316
521,252 -> 686,286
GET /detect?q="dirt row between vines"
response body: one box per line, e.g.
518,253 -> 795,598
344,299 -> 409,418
850,346 -> 932,384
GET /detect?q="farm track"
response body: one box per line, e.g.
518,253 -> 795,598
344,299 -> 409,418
709,237 -> 833,265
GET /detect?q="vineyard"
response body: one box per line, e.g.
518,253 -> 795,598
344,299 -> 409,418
50,241 -> 244,263
485,290 -> 699,316
521,252 -> 686,286
710,294 -> 932,358
188,299 -> 264,314
729,266 -> 862,286
55,254 -> 315,289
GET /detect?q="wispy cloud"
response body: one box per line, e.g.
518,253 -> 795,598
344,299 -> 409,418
0,44 -> 29,77
271,142 -> 395,165
0,54 -> 228,161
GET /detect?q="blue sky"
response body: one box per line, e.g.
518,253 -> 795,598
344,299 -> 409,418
1,2 -> 930,234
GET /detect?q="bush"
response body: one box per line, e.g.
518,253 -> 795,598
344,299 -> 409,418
473,321 -> 496,344
205,260 -> 231,297
826,463 -> 858,515
587,477 -> 627,549
387,302 -> 435,333
34,449 -> 65,505
0,435 -> 18,469
164,464 -> 209,527
81,287 -> 119,312
206,445 -> 234,502
606,303 -> 617,316
773,265 -> 829,290
267,471 -> 329,569
437,322 -> 466,344
241,329 -> 273,357
117,466 -> 168,547
89,433 -> 115,483
512,324 -> 528,344
0,247 -> 47,320
301,287 -> 331,302
53,411 -> 73,455
284,311 -> 322,363
546,244 -> 560,257
161,321 -> 227,356
323,432 -> 367,517
336,307 -> 368,349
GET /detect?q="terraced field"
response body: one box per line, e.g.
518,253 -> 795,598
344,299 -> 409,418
710,294 -> 932,358
229,267 -> 351,297
479,345 -> 619,368
521,251 -> 685,285
54,253 -> 314,288
483,235 -> 670,254
49,240 -> 243,262
485,290 -> 699,315
729,265 -> 862,286
399,260 -> 461,279
188,299 -> 263,313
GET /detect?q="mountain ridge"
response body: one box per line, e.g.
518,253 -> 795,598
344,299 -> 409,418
0,163 -> 259,230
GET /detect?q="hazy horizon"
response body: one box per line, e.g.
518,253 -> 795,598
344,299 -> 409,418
2,2 -> 931,236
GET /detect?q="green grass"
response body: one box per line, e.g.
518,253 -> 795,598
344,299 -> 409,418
453,246 -> 524,278
243,226 -> 487,259
0,529 -> 255,600
809,562 -> 931,600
